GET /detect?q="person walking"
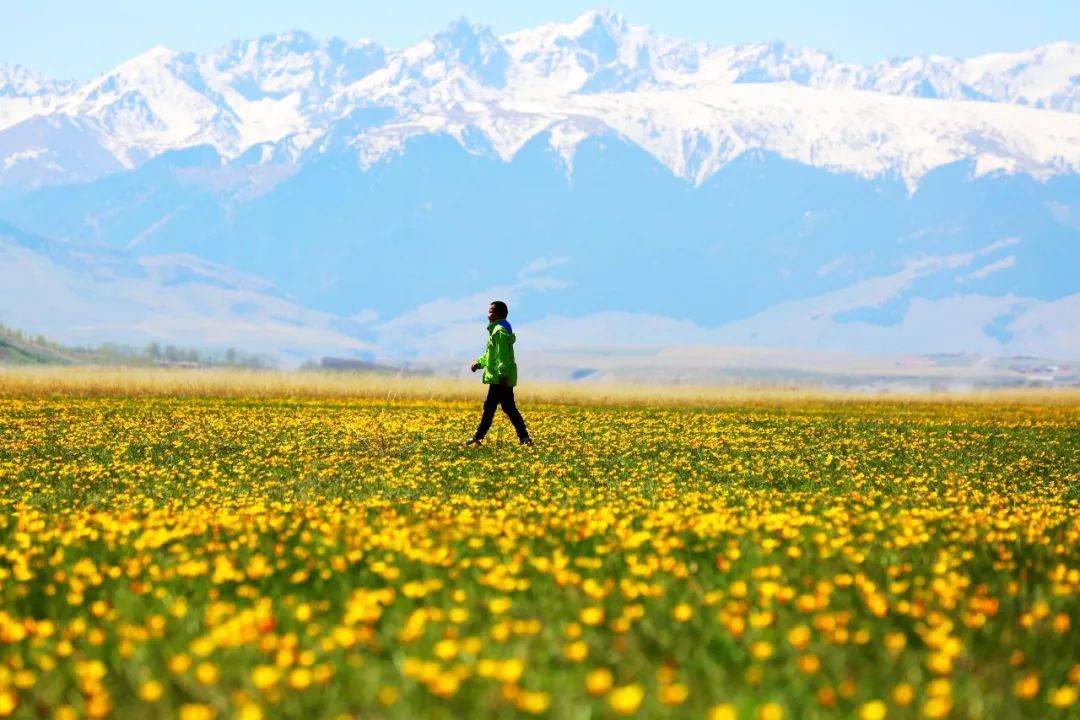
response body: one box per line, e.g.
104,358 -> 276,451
466,301 -> 532,447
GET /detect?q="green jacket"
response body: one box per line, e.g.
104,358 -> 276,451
476,320 -> 518,386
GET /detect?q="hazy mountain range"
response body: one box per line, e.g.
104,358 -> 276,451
0,10 -> 1077,368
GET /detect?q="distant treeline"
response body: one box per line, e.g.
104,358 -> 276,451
0,323 -> 273,368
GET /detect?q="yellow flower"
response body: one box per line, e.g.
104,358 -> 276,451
1015,672 -> 1040,699
797,653 -> 821,675
430,672 -> 459,698
376,685 -> 399,706
179,704 -> 215,720
672,603 -> 693,622
488,597 -> 511,615
608,684 -> 644,716
659,683 -> 688,705
196,662 -> 219,685
1049,686 -> 1078,708
927,652 -> 952,675
168,654 -> 191,675
11,671 -> 33,690
756,702 -> 784,720
85,694 -> 111,719
564,640 -> 588,662
434,638 -> 458,661
139,680 -> 164,702
926,679 -> 951,698
922,697 -> 952,719
859,700 -> 887,720
580,606 -> 605,626
750,641 -> 773,660
288,668 -> 313,690
251,665 -> 280,691
237,704 -> 264,720
516,691 -> 551,714
585,668 -> 614,696
707,704 -> 738,720
786,625 -> 811,649
497,658 -> 525,683
0,690 -> 15,718
892,683 -> 914,706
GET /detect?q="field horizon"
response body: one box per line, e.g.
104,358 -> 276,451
2,366 -> 1079,407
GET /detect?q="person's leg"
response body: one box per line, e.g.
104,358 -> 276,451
471,384 -> 500,441
499,387 -> 531,443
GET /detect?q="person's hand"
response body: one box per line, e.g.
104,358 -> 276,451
470,362 -> 481,372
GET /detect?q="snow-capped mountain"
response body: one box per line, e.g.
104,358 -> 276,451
0,11 -> 1076,365
0,10 -> 1077,189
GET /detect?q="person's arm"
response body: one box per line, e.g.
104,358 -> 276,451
470,346 -> 487,373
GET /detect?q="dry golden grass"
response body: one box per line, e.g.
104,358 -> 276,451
1,365 -> 1077,407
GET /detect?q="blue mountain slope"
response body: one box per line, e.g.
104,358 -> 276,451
1,134 -> 1076,341
0,219 -> 371,360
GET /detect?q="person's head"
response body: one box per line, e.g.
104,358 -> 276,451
488,300 -> 508,322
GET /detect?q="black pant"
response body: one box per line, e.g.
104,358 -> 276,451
474,384 -> 530,442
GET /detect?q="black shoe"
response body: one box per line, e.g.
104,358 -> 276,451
465,437 -> 482,448
520,437 -> 533,447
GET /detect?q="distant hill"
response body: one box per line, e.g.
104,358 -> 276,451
0,322 -> 273,368
0,326 -> 77,365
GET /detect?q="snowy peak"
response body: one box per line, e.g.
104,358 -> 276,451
0,64 -> 76,98
721,42 -> 837,85
504,10 -> 699,93
62,45 -> 229,165
0,65 -> 76,136
204,30 -> 385,101
206,31 -> 323,100
840,42 -> 1080,111
862,55 -> 983,100
566,8 -> 629,36
953,41 -> 1080,111
427,19 -> 511,88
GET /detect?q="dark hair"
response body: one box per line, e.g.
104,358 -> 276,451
489,300 -> 509,318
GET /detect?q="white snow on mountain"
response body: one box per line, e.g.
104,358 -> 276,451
0,64 -> 75,130
198,31 -> 386,151
913,42 -> 1080,111
0,11 -> 1077,187
61,47 -> 234,165
520,85 -> 1080,188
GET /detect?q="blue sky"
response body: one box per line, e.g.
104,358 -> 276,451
5,0 -> 1079,80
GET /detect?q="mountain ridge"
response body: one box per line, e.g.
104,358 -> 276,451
1,11 -> 1077,190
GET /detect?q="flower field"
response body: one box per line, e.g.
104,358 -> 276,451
0,384 -> 1077,719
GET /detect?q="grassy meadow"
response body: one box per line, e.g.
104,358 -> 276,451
0,368 -> 1077,719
